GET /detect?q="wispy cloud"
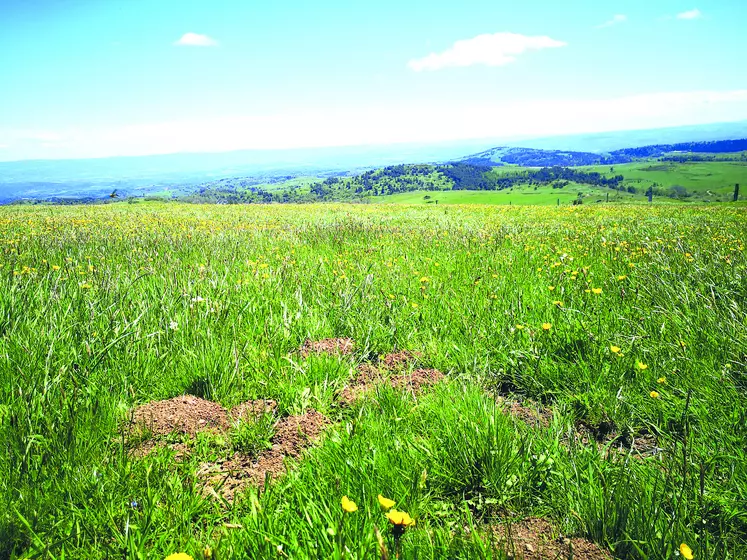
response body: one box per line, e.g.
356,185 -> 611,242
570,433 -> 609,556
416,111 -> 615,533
596,14 -> 627,29
677,9 -> 702,20
407,32 -> 566,72
174,32 -> 218,47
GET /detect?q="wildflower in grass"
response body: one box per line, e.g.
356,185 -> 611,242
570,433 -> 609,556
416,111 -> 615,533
419,277 -> 429,283
636,361 -> 648,371
515,324 -> 525,330
165,554 -> 193,560
679,543 -> 694,559
617,275 -> 627,281
657,377 -> 666,384
378,494 -> 396,510
202,546 -> 212,559
552,300 -> 563,306
610,345 -> 621,354
169,321 -> 179,331
650,391 -> 660,399
592,287 -> 602,294
542,323 -> 552,331
341,496 -> 358,513
52,265 -> 60,271
386,509 -> 415,527
548,286 -> 555,291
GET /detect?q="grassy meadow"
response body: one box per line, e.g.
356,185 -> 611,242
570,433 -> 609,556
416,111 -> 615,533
1,201 -> 746,559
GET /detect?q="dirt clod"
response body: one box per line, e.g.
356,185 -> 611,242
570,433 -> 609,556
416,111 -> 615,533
496,397 -> 553,429
339,364 -> 444,404
379,350 -> 421,370
493,517 -> 611,560
300,337 -> 354,357
390,368 -> 445,392
131,395 -> 229,438
229,399 -> 277,423
200,409 -> 329,501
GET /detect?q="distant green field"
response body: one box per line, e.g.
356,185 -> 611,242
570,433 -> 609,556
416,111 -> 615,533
584,160 -> 747,198
376,184 -> 642,205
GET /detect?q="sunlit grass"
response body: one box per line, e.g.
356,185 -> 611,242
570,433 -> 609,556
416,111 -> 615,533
0,201 -> 745,559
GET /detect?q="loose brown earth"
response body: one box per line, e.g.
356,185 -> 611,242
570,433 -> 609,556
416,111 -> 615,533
378,350 -> 421,370
130,395 -> 229,437
338,363 -> 445,405
299,337 -> 355,357
129,397 -> 278,458
492,517 -> 611,560
229,399 -> 277,423
495,396 -> 553,429
574,422 -> 660,459
199,409 -> 329,501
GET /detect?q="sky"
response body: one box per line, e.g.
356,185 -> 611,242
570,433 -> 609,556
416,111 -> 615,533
1,0 -> 746,161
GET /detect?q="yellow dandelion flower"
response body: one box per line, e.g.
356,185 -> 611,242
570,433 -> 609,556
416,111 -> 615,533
165,554 -> 193,560
552,300 -> 563,306
636,361 -> 648,371
542,323 -> 552,331
617,275 -> 627,281
548,286 -> 555,291
592,287 -> 602,295
515,324 -> 525,330
378,494 -> 396,510
610,345 -> 621,354
657,377 -> 666,384
650,391 -> 660,399
679,543 -> 694,559
341,496 -> 358,513
386,510 -> 415,527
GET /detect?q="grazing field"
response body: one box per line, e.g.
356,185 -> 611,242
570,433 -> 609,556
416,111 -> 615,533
1,202 -> 746,559
376,185 -> 642,205
584,160 -> 747,200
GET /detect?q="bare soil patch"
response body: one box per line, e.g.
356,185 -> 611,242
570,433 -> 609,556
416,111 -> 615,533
496,396 -> 553,429
379,350 -> 421,370
130,395 -> 229,438
229,399 -> 277,422
299,337 -> 354,357
390,368 -> 445,392
339,364 -> 445,405
199,409 -> 329,501
573,422 -> 660,459
493,517 -> 611,560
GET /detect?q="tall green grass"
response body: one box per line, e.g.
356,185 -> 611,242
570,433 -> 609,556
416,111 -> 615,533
0,202 -> 745,558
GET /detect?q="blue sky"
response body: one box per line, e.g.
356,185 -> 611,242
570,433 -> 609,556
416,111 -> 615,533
1,0 -> 746,160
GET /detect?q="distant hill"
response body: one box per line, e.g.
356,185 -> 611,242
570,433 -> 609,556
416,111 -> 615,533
1,120 -> 746,203
457,139 -> 747,168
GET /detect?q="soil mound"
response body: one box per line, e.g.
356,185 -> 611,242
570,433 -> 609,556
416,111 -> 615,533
496,396 -> 553,429
390,368 -> 445,392
339,365 -> 444,404
379,350 -> 421,369
493,517 -> 610,560
230,399 -> 277,423
200,409 -> 329,501
131,395 -> 228,437
300,337 -> 355,357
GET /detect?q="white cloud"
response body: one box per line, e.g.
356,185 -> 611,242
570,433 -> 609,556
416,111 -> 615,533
407,32 -> 566,71
677,9 -> 702,20
596,14 -> 627,29
3,90 -> 747,160
174,32 -> 218,47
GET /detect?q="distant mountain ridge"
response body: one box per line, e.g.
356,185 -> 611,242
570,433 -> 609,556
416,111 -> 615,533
1,120 -> 746,203
457,138 -> 747,168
